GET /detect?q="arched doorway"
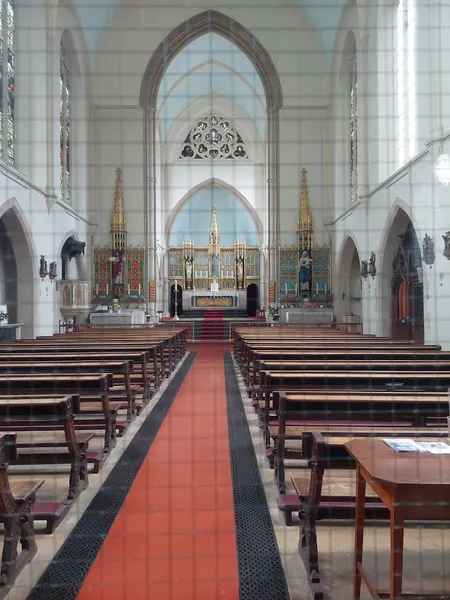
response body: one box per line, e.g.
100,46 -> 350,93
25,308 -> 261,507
0,206 -> 35,337
0,219 -> 18,323
169,283 -> 182,318
336,236 -> 362,322
380,209 -> 424,342
246,283 -> 259,317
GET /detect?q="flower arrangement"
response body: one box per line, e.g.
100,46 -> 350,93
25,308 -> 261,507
0,310 -> 8,323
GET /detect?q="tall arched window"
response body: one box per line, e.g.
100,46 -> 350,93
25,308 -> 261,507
0,0 -> 15,164
60,41 -> 71,204
397,0 -> 416,165
350,41 -> 358,203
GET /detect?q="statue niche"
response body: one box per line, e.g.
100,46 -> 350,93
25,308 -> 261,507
299,250 -> 312,292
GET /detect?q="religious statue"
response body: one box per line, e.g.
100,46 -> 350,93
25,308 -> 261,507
368,252 -> 377,278
211,278 -> 219,292
299,250 -> 312,291
185,256 -> 193,289
111,251 -> 124,285
443,232 -> 450,261
236,257 -> 244,289
360,260 -> 368,279
422,234 -> 435,267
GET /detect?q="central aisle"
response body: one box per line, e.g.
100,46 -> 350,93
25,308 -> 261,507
77,346 -> 239,600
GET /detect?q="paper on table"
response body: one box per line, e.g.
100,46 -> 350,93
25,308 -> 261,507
415,441 -> 450,454
383,438 -> 426,452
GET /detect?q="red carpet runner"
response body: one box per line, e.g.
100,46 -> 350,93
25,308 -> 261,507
77,346 -> 239,600
201,309 -> 225,341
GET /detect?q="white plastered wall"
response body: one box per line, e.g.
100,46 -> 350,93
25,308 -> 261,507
0,0 -> 92,337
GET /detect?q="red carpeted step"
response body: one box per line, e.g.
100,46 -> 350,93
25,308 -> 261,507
200,309 -> 225,341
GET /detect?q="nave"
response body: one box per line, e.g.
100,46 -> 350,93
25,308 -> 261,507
1,324 -> 450,600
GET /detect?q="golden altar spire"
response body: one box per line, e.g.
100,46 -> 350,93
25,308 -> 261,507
110,167 -> 127,252
297,168 -> 313,251
209,205 -> 220,254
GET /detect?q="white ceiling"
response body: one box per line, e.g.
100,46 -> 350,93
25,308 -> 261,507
73,1 -> 346,65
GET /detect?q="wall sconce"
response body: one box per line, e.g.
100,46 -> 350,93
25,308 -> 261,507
39,255 -> 48,279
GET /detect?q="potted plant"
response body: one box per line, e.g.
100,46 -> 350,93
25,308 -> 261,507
268,306 -> 280,322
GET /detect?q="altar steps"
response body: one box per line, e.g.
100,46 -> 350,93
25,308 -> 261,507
181,309 -> 248,319
201,310 -> 225,341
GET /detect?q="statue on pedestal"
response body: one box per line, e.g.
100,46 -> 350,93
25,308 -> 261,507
185,256 -> 193,290
236,257 -> 244,289
299,250 -> 312,291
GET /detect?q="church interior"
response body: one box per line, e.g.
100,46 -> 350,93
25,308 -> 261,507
1,0 -> 450,599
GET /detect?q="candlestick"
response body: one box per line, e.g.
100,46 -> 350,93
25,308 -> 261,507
285,283 -> 288,295
138,283 -> 141,296
295,283 -> 298,295
316,282 -> 319,295
324,283 -> 327,295
128,284 -> 130,296
106,284 -> 109,296
96,283 -> 98,296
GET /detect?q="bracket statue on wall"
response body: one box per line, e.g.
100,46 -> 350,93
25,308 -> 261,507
442,232 -> 450,260
422,234 -> 435,267
368,252 -> 376,278
360,260 -> 368,279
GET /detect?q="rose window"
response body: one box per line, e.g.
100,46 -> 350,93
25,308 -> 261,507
180,116 -> 248,160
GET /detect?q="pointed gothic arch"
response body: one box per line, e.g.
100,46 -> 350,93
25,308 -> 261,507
165,178 -> 263,246
140,10 -> 282,311
139,10 -> 282,110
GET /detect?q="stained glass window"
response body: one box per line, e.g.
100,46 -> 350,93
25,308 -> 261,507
0,0 -> 14,164
180,116 -> 248,160
350,42 -> 358,203
397,0 -> 416,165
60,41 -> 70,204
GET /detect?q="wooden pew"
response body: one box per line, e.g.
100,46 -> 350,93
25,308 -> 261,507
0,360 -> 138,423
0,375 -> 115,470
269,390 -> 448,522
0,433 -> 44,597
244,349 -> 450,390
249,357 -> 450,400
0,351 -> 153,401
289,432 -> 450,600
0,396 -> 94,532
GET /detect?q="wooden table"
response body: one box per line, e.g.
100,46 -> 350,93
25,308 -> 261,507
345,438 -> 450,600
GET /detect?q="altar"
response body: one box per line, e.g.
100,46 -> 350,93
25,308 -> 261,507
188,291 -> 240,308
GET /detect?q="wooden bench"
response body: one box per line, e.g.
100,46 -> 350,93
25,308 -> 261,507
268,390 -> 449,525
0,396 -> 94,533
244,351 -> 450,392
0,374 -> 116,470
289,432 -> 450,600
0,351 -> 154,401
0,433 -> 44,597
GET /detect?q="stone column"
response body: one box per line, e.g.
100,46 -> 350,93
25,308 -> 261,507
144,106 -> 157,317
267,106 -> 280,301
